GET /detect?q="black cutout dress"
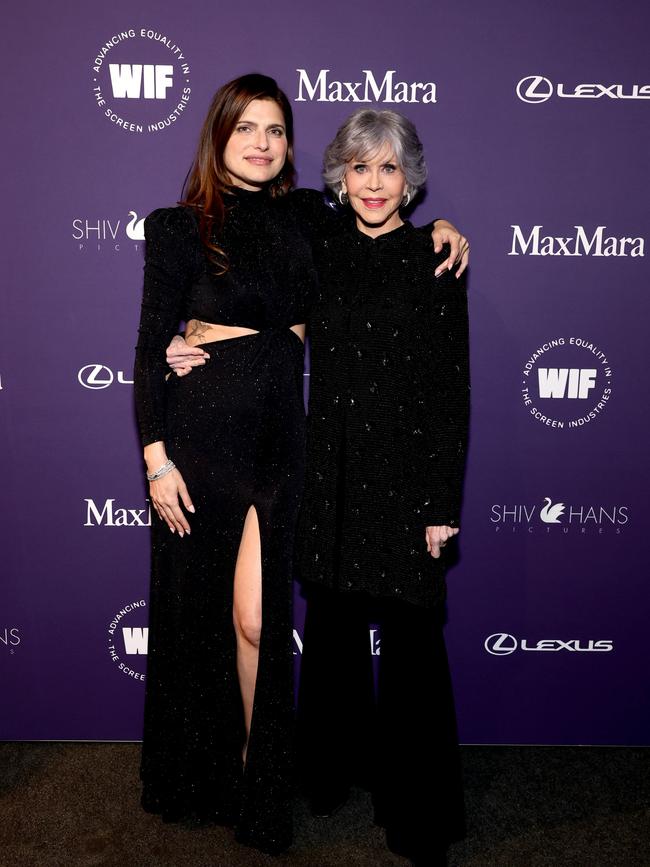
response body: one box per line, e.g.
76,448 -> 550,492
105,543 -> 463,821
133,187 -> 318,853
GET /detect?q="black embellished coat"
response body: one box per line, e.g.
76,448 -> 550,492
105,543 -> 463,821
296,220 -> 470,609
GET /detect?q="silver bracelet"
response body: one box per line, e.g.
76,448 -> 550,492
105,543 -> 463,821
146,459 -> 176,481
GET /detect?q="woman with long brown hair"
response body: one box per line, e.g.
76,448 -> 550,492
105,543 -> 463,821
134,74 -> 313,853
135,73 -> 468,855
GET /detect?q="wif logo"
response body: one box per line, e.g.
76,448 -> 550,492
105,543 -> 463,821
107,600 -> 148,682
109,64 -> 173,99
91,28 -> 191,134
122,628 -> 148,654
537,368 -> 596,400
521,337 -> 613,429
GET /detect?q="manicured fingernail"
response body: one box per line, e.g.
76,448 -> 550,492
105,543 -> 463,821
170,527 -> 175,533
435,269 -> 442,277
178,531 -> 184,538
188,505 -> 195,513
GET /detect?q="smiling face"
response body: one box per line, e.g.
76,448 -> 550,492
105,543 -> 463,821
342,143 -> 408,237
223,98 -> 288,191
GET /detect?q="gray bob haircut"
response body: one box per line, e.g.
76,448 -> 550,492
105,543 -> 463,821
322,109 -> 427,201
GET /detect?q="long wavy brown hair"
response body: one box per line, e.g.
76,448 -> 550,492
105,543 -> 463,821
181,73 -> 296,273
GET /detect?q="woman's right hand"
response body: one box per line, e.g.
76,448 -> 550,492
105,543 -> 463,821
167,334 -> 209,377
425,525 -> 460,559
149,468 -> 195,536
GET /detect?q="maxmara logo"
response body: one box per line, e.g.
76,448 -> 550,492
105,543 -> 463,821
509,225 -> 644,257
295,69 -> 436,104
91,28 -> 191,134
521,337 -> 613,429
485,633 -> 613,656
516,75 -> 650,104
73,210 -> 146,252
490,498 -> 629,534
85,499 -> 151,527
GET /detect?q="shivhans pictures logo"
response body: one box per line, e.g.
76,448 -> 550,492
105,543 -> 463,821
91,29 -> 191,133
107,600 -> 148,682
490,498 -> 629,534
516,75 -> 650,104
1,627 -> 21,655
521,337 -> 613,429
72,210 -> 147,252
485,633 -> 614,655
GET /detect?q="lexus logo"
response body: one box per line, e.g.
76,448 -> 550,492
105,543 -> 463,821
485,633 -> 518,655
78,364 -> 113,389
77,364 -> 133,389
485,633 -> 614,654
516,75 -> 553,103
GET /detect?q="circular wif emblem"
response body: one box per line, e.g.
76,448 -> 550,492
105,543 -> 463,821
107,600 -> 148,682
91,28 -> 191,134
516,75 -> 553,104
485,633 -> 518,655
521,337 -> 613,430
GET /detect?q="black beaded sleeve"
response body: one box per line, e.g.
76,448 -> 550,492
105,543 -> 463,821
418,261 -> 470,527
287,188 -> 346,242
133,207 -> 200,447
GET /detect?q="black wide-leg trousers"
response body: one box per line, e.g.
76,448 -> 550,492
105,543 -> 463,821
296,585 -> 465,858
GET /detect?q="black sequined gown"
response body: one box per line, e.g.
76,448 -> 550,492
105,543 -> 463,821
133,188 -> 316,854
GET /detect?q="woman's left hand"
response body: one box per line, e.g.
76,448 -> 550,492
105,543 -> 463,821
426,525 -> 460,558
431,220 -> 470,278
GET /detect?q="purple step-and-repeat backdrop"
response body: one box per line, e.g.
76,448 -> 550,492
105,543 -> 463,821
2,0 -> 649,743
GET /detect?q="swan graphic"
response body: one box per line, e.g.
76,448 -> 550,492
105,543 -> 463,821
540,498 -> 565,523
126,211 -> 146,240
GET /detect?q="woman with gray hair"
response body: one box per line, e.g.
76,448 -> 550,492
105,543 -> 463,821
296,109 -> 469,865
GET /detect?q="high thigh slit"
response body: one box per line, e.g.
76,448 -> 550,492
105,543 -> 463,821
232,503 -> 263,767
134,191 -> 316,854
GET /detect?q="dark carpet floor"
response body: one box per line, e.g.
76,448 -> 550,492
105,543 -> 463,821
0,744 -> 648,866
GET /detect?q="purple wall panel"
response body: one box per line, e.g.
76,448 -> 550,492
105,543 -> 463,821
2,0 -> 649,743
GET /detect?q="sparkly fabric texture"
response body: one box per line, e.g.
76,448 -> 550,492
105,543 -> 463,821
134,188 -> 317,854
297,221 -> 470,609
134,189 -> 317,447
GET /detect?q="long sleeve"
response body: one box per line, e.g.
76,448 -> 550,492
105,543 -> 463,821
288,188 -> 348,243
133,207 -> 199,447
418,264 -> 470,527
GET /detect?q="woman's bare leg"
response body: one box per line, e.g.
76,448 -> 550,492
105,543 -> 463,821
232,505 -> 263,764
